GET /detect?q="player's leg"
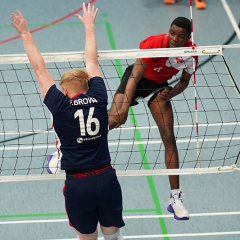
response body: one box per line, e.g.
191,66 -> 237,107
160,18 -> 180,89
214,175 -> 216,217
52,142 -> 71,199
149,97 -> 179,189
74,228 -> 98,240
97,167 -> 125,239
63,176 -> 100,238
100,226 -> 123,240
149,96 -> 189,220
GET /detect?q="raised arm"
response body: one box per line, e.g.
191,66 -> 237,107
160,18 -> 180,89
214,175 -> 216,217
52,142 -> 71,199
11,10 -> 54,99
76,3 -> 101,79
114,58 -> 147,128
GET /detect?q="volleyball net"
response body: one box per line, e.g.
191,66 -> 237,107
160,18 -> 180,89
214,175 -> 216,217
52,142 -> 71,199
0,44 -> 239,182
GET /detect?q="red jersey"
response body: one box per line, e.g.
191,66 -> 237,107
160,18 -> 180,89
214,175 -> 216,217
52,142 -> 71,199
140,34 -> 198,84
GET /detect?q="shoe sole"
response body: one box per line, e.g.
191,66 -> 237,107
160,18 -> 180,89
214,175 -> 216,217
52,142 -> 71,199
167,204 -> 189,220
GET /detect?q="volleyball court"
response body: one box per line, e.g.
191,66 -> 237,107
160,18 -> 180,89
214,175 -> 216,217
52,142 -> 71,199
0,0 -> 240,239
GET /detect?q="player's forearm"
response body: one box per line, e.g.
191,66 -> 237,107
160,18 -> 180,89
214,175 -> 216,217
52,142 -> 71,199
121,59 -> 146,111
85,25 -> 98,66
21,32 -> 47,75
170,70 -> 191,98
171,80 -> 189,98
121,77 -> 138,111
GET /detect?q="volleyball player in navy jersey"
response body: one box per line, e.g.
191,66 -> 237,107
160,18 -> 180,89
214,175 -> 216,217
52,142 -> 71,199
11,3 -> 124,240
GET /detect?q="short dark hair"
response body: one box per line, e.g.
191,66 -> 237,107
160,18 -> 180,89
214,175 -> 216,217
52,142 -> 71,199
171,17 -> 191,36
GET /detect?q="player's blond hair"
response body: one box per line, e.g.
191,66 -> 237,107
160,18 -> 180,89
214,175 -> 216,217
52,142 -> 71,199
60,68 -> 89,93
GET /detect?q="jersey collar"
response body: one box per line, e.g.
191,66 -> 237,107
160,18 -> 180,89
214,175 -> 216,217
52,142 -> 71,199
70,92 -> 84,99
163,34 -> 169,48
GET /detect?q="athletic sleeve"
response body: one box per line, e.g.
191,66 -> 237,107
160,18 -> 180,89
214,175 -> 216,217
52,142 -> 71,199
139,35 -> 166,65
87,77 -> 108,104
182,56 -> 198,74
139,36 -> 156,50
181,42 -> 198,74
44,84 -> 68,115
139,36 -> 155,65
187,56 -> 198,74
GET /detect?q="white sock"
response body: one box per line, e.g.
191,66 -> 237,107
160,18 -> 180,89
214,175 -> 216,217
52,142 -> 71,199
171,189 -> 179,196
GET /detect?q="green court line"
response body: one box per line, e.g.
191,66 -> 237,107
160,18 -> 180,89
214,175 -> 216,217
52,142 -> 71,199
104,20 -> 123,77
103,14 -> 170,240
0,209 -> 156,219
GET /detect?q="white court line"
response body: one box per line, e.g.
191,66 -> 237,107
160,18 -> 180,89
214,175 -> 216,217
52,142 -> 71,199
41,231 -> 240,239
221,0 -> 240,41
1,211 -> 240,225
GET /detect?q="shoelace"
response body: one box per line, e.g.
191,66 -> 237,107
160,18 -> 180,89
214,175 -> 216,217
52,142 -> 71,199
172,187 -> 186,203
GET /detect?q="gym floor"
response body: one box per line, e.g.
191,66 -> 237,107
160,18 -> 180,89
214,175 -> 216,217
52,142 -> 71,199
0,0 -> 240,239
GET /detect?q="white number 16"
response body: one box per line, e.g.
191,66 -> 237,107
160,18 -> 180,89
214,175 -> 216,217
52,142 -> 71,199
74,107 -> 100,136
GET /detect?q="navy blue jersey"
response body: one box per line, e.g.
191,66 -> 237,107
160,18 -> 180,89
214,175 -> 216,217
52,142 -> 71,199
44,77 -> 111,170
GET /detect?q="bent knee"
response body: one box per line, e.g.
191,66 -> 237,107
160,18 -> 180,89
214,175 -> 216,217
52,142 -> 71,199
161,132 -> 176,146
103,229 -> 123,240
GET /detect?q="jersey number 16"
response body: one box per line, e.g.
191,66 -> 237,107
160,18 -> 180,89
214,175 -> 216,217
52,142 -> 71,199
74,107 -> 100,136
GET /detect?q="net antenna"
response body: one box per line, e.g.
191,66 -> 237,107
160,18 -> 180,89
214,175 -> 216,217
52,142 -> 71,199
0,44 -> 240,182
190,0 -> 201,169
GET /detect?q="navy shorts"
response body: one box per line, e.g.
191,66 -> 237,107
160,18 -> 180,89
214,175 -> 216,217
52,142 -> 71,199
63,167 -> 125,234
116,65 -> 171,107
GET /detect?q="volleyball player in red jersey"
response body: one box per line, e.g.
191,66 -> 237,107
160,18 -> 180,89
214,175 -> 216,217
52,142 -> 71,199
108,17 -> 198,220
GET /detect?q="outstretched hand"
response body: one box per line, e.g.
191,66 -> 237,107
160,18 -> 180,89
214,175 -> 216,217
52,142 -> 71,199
114,108 -> 128,129
76,2 -> 98,26
11,10 -> 29,36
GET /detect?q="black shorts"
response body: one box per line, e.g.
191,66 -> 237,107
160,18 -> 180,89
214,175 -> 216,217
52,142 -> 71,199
116,65 -> 171,107
63,167 -> 125,234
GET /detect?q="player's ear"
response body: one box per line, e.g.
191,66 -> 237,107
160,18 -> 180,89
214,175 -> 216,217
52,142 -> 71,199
62,86 -> 68,96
